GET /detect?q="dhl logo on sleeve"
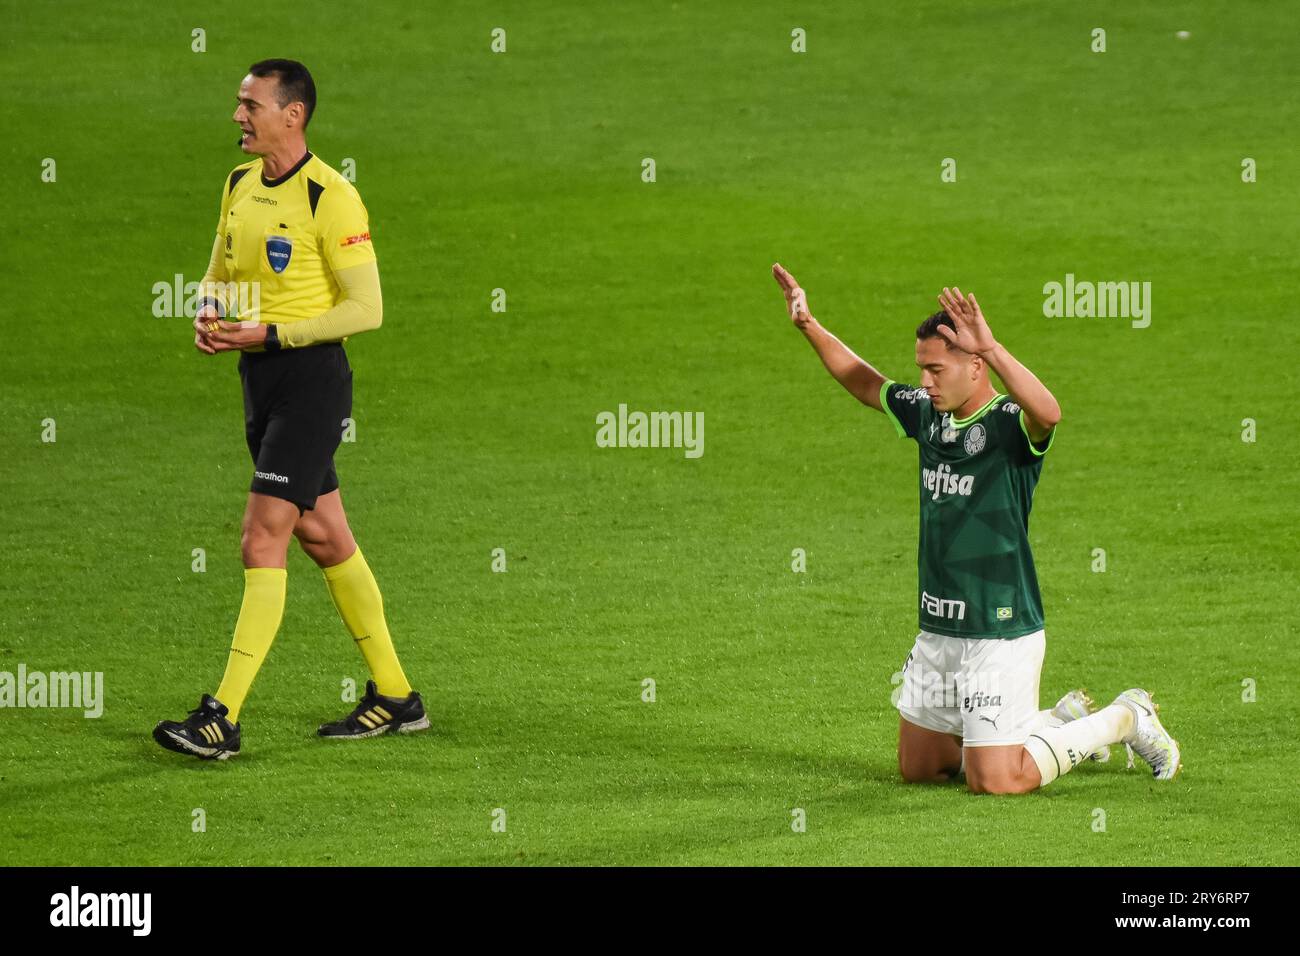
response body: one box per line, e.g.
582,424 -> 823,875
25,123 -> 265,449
340,231 -> 371,247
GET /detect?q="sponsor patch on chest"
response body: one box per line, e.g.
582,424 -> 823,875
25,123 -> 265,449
921,462 -> 975,500
266,234 -> 292,273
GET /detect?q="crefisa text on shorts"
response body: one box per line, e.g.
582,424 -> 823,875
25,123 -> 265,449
897,659 -> 1004,712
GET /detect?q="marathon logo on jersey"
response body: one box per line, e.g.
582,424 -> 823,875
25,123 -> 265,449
921,462 -> 974,500
921,590 -> 966,621
254,470 -> 290,484
266,234 -> 292,273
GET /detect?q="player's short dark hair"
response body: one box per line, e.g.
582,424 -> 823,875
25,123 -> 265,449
248,59 -> 316,128
916,311 -> 957,348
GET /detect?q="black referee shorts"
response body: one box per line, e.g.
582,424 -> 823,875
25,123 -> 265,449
239,343 -> 352,513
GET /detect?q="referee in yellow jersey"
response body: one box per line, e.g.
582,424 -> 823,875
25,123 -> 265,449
154,60 -> 426,759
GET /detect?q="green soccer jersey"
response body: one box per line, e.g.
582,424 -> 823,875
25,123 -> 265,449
880,381 -> 1056,639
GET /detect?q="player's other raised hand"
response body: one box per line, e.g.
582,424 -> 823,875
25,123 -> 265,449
937,287 -> 998,356
772,263 -> 814,330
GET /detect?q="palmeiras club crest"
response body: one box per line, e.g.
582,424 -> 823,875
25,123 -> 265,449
963,422 -> 987,455
266,233 -> 292,273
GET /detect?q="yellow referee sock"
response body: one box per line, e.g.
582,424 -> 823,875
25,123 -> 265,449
214,567 -> 287,723
323,548 -> 412,698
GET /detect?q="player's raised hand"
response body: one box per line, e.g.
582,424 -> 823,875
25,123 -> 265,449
937,287 -> 998,356
772,263 -> 814,329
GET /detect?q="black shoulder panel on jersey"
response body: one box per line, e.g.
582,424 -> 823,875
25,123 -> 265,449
307,179 -> 325,217
228,168 -> 250,194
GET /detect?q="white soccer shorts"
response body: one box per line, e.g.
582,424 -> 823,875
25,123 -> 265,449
894,628 -> 1046,747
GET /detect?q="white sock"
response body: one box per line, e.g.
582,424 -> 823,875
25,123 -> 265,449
1033,707 -> 1065,731
1024,704 -> 1134,786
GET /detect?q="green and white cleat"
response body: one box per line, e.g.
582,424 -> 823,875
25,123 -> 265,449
1114,688 -> 1181,780
1051,689 -> 1111,762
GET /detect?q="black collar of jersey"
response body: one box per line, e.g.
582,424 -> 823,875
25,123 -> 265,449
261,150 -> 313,188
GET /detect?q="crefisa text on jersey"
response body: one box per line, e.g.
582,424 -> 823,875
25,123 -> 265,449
921,462 -> 975,500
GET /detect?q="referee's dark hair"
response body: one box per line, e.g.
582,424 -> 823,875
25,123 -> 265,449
249,58 -> 317,129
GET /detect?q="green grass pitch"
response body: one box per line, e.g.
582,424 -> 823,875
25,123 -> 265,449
2,0 -> 1298,866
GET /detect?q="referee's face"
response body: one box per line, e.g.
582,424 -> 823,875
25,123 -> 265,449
233,74 -> 288,155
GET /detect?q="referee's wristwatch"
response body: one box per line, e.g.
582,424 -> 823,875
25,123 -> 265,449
263,323 -> 281,352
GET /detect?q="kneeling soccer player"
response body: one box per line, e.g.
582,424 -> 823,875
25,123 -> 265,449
153,60 -> 426,760
772,264 -> 1180,792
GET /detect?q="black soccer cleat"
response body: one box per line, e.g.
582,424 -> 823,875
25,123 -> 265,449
318,680 -> 429,739
153,694 -> 241,760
